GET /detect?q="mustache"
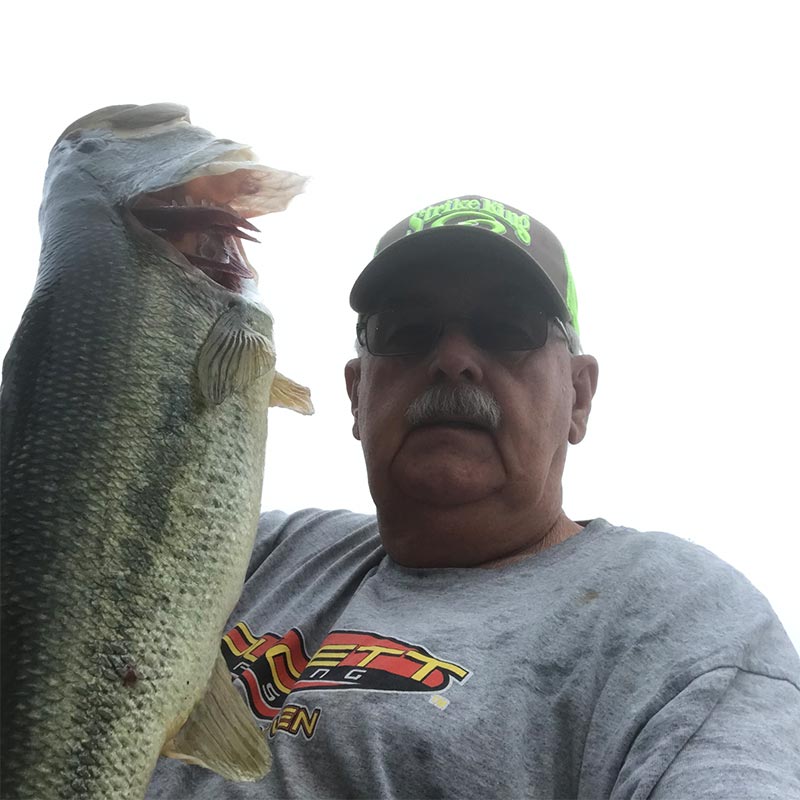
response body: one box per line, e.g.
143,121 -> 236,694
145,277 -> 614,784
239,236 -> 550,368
405,384 -> 502,432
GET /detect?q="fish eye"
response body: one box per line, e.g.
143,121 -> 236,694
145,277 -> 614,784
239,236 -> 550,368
76,138 -> 107,154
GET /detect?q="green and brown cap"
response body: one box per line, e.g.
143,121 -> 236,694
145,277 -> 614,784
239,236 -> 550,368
349,194 -> 580,333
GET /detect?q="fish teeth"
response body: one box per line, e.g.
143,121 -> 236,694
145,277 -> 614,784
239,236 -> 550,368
185,195 -> 194,206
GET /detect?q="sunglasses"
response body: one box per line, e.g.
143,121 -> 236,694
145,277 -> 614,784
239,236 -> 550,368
356,307 -> 566,356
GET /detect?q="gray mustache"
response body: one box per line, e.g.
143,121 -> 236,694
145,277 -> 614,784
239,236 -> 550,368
406,384 -> 502,431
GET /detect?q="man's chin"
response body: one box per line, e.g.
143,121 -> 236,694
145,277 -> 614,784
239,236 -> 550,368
388,454 -> 504,508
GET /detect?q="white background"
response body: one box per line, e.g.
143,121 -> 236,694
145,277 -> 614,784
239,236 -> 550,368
2,2 -> 797,651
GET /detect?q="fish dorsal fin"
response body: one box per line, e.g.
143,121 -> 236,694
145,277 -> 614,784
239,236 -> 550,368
161,653 -> 270,781
197,306 -> 276,405
269,372 -> 314,415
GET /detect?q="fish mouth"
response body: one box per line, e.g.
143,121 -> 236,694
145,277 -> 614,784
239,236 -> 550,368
130,171 -> 265,294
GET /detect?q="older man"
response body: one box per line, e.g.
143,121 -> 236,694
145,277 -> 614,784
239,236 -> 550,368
148,196 -> 800,799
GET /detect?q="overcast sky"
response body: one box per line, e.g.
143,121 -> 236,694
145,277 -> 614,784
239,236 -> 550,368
2,1 -> 797,650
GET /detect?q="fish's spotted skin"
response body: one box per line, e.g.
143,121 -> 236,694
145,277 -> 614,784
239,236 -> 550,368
0,104 -> 309,800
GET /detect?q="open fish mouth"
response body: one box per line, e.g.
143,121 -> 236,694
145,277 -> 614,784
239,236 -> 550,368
44,103 -> 306,297
130,172 -> 263,293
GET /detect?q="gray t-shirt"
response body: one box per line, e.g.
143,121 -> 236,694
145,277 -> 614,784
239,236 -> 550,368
146,512 -> 800,799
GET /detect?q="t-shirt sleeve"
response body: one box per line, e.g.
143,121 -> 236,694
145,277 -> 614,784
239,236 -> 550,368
613,666 -> 800,799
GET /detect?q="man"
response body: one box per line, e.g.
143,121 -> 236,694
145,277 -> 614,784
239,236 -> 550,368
148,195 -> 800,798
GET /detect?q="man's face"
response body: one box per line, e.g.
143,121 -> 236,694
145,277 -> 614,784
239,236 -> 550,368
345,259 -> 598,567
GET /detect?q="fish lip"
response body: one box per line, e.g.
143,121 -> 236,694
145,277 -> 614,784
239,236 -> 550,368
131,168 -> 272,221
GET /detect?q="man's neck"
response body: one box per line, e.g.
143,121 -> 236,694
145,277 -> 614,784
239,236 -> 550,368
479,513 -> 583,569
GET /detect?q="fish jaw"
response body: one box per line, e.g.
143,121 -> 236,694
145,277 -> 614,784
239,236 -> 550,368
48,103 -> 308,218
125,195 -> 266,296
42,103 -> 307,294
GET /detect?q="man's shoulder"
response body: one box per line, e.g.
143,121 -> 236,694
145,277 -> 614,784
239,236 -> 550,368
259,507 -> 378,544
244,507 -> 381,579
585,518 -> 756,590
580,519 -> 799,681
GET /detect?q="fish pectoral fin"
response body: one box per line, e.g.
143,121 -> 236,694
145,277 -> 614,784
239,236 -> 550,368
269,372 -> 314,415
161,653 -> 270,781
197,307 -> 276,405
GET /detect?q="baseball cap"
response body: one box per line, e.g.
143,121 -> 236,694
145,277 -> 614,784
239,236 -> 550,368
349,195 -> 580,334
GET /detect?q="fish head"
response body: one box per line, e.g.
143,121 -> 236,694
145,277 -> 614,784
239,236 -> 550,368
43,103 -> 307,300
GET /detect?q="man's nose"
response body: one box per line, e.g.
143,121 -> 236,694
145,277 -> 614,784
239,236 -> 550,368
426,323 -> 486,383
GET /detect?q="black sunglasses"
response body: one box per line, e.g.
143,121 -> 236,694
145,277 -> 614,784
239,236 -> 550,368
356,307 -> 566,357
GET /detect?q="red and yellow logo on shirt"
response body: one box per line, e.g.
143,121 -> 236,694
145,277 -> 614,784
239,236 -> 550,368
223,624 -> 310,719
222,624 -> 471,739
293,630 -> 469,693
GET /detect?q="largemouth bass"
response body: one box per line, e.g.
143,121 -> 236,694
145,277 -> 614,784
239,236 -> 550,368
0,103 -> 312,799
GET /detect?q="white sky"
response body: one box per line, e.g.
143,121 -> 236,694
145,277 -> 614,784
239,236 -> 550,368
2,2 -> 797,651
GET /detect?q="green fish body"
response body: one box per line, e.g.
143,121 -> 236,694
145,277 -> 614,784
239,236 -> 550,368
0,104 -> 311,800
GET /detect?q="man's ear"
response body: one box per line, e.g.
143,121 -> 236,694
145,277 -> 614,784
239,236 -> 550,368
569,355 -> 599,445
344,358 -> 362,441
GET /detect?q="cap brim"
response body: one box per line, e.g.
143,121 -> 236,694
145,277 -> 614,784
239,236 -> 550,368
349,225 -> 570,321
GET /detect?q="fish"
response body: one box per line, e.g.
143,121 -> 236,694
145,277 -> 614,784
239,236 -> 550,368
0,103 -> 313,800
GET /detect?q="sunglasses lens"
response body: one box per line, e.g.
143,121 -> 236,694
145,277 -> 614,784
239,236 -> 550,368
472,311 -> 549,351
364,308 -> 550,355
366,309 -> 439,355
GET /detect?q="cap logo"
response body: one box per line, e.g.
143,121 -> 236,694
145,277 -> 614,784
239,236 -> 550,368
407,197 -> 531,246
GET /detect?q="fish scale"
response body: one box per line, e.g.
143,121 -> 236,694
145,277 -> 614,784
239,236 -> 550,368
1,104 -> 311,799
3,241 -> 268,798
